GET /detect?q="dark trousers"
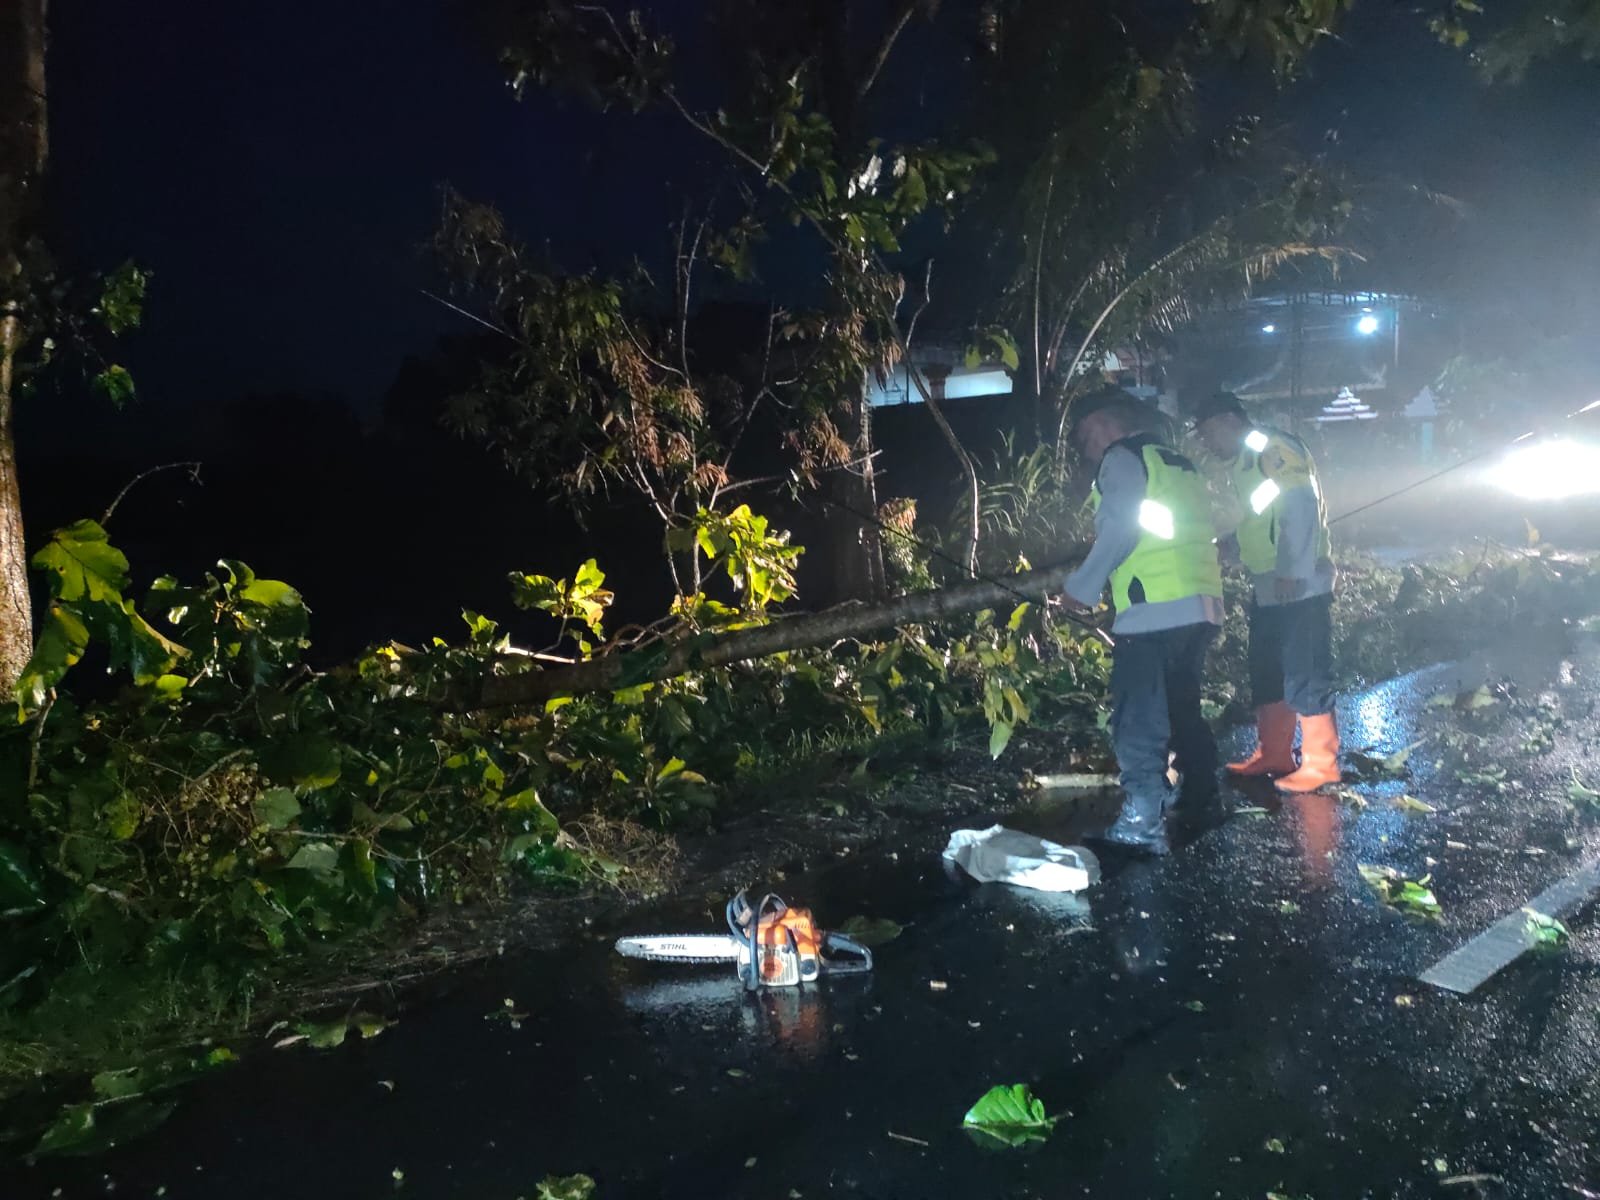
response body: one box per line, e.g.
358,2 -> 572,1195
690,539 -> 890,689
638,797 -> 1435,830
1109,622 -> 1219,808
1248,593 -> 1334,716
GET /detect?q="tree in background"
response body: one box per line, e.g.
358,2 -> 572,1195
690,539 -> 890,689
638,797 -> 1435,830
0,0 -> 50,690
0,0 -> 146,693
434,0 -> 1358,603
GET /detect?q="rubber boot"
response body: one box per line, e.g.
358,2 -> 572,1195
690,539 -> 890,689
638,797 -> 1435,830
1274,712 -> 1341,793
1226,701 -> 1297,777
1094,791 -> 1171,856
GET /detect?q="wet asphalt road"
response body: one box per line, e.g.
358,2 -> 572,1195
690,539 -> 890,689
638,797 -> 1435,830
10,628 -> 1600,1199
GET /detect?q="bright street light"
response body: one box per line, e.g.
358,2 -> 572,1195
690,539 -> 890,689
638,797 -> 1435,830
1488,439 -> 1600,500
1261,323 -> 1276,333
1355,314 -> 1380,336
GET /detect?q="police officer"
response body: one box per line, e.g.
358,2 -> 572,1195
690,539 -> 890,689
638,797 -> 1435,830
1059,386 -> 1225,855
1192,391 -> 1340,793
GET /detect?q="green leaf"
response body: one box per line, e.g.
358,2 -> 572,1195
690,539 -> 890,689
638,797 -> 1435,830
1358,864 -> 1440,918
299,1017 -> 349,1049
988,330 -> 1020,371
1523,908 -> 1569,950
90,1047 -> 236,1102
92,364 -> 137,407
253,788 -> 302,830
961,1084 -> 1058,1147
150,673 -> 188,701
286,843 -> 339,874
16,603 -> 89,715
32,520 -> 129,603
1567,771 -> 1600,809
989,720 -> 1014,760
351,801 -> 413,832
1393,794 -> 1435,814
103,791 -> 142,840
0,841 -> 47,917
836,916 -> 903,947
1006,602 -> 1031,632
502,789 -> 560,836
353,1011 -> 392,1039
97,260 -> 149,335
536,1175 -> 596,1200
261,734 -> 341,790
33,1098 -> 176,1158
237,577 -> 303,609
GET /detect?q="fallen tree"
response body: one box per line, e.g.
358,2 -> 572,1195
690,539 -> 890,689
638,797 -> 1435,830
472,560 -> 1088,709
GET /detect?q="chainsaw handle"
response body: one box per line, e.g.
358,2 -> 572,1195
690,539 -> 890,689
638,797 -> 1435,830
820,931 -> 873,977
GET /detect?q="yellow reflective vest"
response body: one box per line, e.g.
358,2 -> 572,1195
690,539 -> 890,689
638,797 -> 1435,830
1089,437 -> 1223,611
1231,427 -> 1331,575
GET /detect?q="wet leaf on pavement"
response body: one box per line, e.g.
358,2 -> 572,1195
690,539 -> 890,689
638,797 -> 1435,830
961,1084 -> 1058,1147
534,1174 -> 596,1200
837,915 -> 904,946
291,1010 -> 394,1050
1358,865 -> 1441,918
1349,741 -> 1424,779
33,1047 -> 235,1157
1522,908 -> 1569,949
1393,794 -> 1436,814
1567,771 -> 1600,810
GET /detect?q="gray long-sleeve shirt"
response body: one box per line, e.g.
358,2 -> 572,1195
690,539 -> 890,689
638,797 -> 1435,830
1064,444 -> 1224,634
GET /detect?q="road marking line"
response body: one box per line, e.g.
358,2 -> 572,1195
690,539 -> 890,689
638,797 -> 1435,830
1419,860 -> 1600,994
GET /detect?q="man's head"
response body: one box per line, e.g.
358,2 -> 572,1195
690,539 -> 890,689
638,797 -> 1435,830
1068,385 -> 1161,468
1191,390 -> 1251,460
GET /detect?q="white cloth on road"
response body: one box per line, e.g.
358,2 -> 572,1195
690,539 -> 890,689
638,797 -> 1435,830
942,825 -> 1101,892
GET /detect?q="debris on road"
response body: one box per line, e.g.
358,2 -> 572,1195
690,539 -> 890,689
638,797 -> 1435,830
1030,771 -> 1118,791
1393,794 -> 1436,814
837,916 -> 904,947
942,825 -> 1099,892
1522,908 -> 1570,949
1358,865 -> 1441,918
961,1084 -> 1059,1148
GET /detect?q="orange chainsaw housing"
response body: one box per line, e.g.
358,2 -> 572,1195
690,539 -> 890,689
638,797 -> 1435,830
753,906 -> 822,984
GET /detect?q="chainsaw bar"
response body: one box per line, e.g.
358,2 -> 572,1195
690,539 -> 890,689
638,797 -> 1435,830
614,934 -> 744,964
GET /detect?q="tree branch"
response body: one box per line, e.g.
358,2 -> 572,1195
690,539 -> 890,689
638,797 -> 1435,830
464,559 -> 1085,708
101,461 -> 203,527
857,0 -> 922,101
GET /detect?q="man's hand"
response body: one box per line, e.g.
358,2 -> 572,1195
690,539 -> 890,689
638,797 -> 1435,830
1217,533 -> 1241,566
1274,575 -> 1306,603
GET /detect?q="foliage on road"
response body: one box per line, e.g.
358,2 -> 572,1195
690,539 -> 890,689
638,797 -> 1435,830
962,1083 -> 1059,1148
4,493 -> 1600,1147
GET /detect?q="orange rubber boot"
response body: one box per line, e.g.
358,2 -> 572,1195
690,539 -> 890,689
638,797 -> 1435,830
1274,713 -> 1341,793
1226,701 -> 1297,777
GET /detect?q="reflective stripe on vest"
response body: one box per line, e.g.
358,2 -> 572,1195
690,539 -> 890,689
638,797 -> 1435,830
1090,439 -> 1223,611
1232,427 -> 1331,574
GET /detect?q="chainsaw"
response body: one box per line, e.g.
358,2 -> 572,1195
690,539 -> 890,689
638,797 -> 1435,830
615,891 -> 873,989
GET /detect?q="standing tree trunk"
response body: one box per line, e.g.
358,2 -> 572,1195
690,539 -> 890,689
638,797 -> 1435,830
0,0 -> 48,690
824,377 -> 886,604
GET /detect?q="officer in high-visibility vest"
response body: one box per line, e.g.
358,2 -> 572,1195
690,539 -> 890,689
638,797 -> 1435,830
1059,386 -> 1225,855
1192,391 -> 1340,793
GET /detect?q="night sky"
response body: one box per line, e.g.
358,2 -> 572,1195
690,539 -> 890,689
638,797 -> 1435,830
37,0 -> 1600,452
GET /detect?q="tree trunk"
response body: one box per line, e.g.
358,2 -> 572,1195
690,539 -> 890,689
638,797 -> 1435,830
916,365 -> 981,578
0,0 -> 48,691
468,556 -> 1087,709
823,376 -> 886,605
